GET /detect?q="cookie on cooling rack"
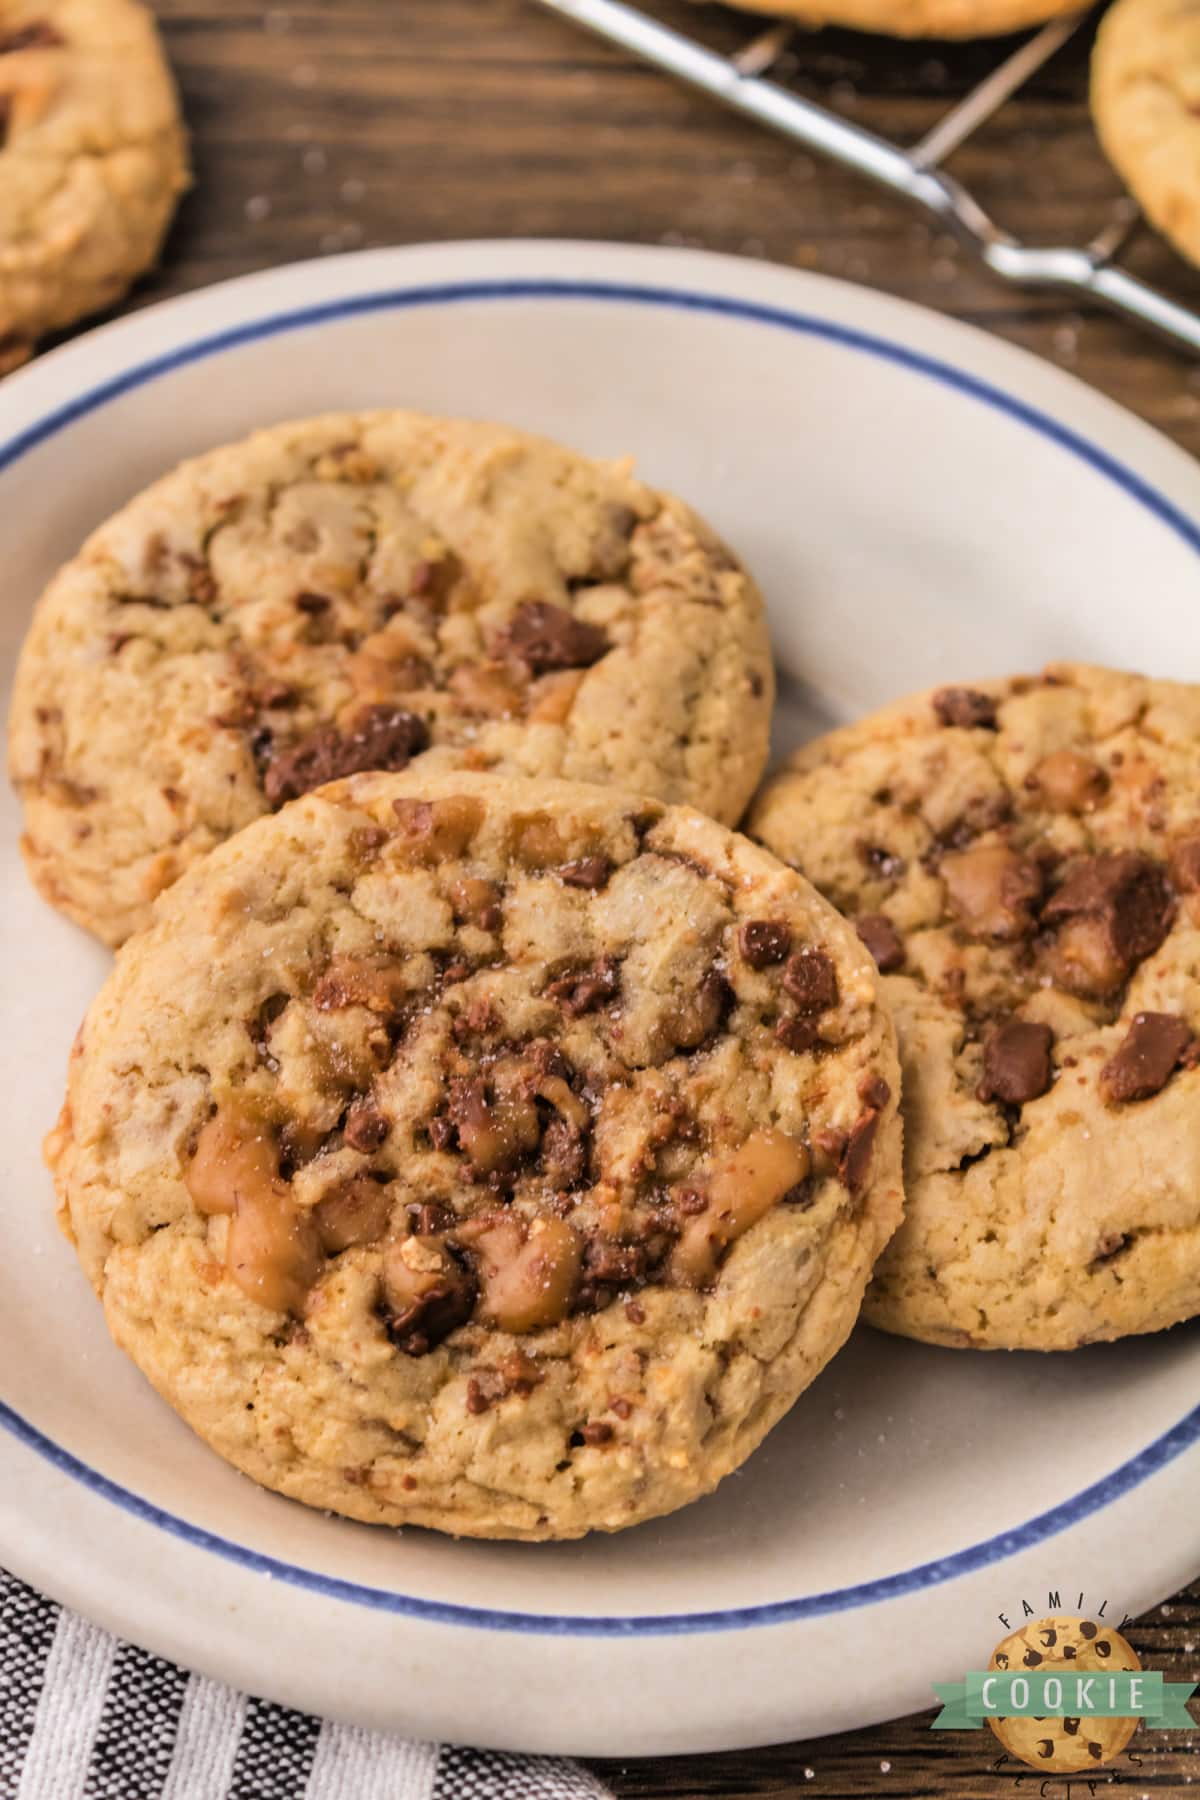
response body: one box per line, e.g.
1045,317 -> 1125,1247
750,662 -> 1200,1351
10,411 -> 774,944
0,0 -> 189,369
707,0 -> 1080,41
1092,0 -> 1200,270
47,771 -> 902,1539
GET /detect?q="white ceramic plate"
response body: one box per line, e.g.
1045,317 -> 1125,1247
3,241 -> 1200,1758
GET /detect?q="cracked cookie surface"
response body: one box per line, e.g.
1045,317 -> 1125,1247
749,663 -> 1200,1351
0,0 -> 188,364
47,771 -> 901,1540
1092,0 -> 1200,271
10,411 -> 774,945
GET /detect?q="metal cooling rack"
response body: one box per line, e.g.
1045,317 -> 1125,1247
532,0 -> 1200,356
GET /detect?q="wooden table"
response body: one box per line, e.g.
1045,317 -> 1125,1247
72,1 -> 1200,1791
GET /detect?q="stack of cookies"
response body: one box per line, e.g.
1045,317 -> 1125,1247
10,411 -> 1198,1542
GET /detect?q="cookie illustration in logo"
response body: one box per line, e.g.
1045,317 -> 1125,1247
987,1615 -> 1141,1773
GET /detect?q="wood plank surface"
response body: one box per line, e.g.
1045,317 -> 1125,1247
42,2 -> 1200,1792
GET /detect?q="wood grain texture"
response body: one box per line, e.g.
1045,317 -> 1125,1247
51,1 -> 1200,1791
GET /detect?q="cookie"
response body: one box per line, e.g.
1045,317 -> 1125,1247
749,663 -> 1200,1351
1091,0 -> 1200,270
46,770 -> 902,1540
709,0 -> 1080,40
988,1616 -> 1141,1773
9,411 -> 774,946
0,0 -> 189,366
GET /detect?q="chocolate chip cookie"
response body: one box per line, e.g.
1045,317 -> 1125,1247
10,412 -> 774,945
47,771 -> 901,1539
0,0 -> 189,369
1092,0 -> 1200,270
749,663 -> 1200,1351
711,0 -> 1079,39
988,1617 -> 1141,1774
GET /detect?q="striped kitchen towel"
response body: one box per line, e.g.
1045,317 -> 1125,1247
0,1569 -> 613,1800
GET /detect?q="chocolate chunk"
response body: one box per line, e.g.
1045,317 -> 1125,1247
262,704 -> 428,806
858,1074 -> 892,1110
344,1101 -> 389,1152
1079,1620 -> 1097,1639
541,1115 -> 588,1189
0,22 -> 65,52
385,1252 -> 477,1357
0,95 -> 10,150
1168,831 -> 1200,893
1100,1011 -> 1195,1104
932,686 -> 998,730
776,1015 -> 819,1053
855,913 -> 904,973
407,551 -> 463,608
493,600 -> 608,674
408,1201 -> 453,1235
782,949 -> 838,1015
466,1371 -> 508,1415
578,1420 -> 614,1446
294,590 -> 331,614
841,1109 -> 881,1195
978,1020 -> 1055,1106
1043,853 -> 1173,996
739,920 -> 793,968
573,1234 -> 648,1312
858,842 -> 906,881
557,855 -> 614,890
546,956 -> 620,1017
428,1115 -> 456,1152
673,967 -> 732,1050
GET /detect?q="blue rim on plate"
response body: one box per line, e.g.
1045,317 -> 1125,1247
4,275 -> 1200,1638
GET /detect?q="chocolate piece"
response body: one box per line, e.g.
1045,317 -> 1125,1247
1100,1011 -> 1194,1104
1168,831 -> 1200,894
383,1243 -> 477,1356
855,912 -> 904,973
858,843 -> 906,881
841,1109 -> 881,1195
738,920 -> 793,968
978,1020 -> 1054,1106
775,1016 -> 819,1053
546,957 -> 620,1017
782,949 -> 838,1015
578,1420 -> 614,1446
557,855 -> 614,890
540,1114 -> 588,1190
858,1074 -> 892,1110
493,600 -> 608,674
932,686 -> 998,730
1043,853 -> 1173,997
344,1102 -> 390,1152
263,704 -> 428,806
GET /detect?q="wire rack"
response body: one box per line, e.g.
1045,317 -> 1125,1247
531,0 -> 1200,357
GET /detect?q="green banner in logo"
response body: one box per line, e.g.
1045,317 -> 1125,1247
932,1670 -> 1197,1731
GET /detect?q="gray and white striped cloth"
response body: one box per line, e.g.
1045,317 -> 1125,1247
1,1569 -> 613,1800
